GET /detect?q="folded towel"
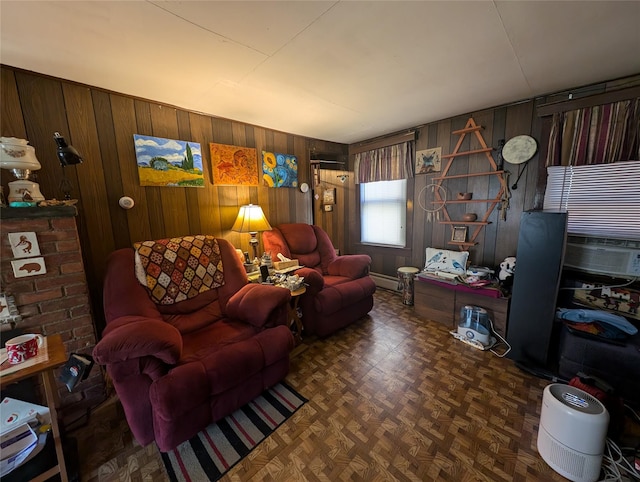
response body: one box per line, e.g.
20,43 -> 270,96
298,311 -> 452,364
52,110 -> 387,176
556,308 -> 638,335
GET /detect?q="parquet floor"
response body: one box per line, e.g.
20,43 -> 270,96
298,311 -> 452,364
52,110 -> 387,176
71,288 -> 569,481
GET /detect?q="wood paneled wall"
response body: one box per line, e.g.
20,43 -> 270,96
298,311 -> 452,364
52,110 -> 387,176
2,65 -> 637,335
1,66 -> 346,334
347,103 -> 543,275
347,75 -> 640,278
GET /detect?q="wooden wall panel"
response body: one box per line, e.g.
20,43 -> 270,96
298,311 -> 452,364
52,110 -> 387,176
495,101 -> 535,263
62,83 -> 115,283
92,90 -> 130,249
1,67 -> 340,334
111,94 -> 152,245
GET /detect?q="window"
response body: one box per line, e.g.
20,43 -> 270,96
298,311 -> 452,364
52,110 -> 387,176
543,161 -> 640,239
360,179 -> 407,247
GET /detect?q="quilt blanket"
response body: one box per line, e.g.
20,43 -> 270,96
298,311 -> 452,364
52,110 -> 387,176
134,235 -> 224,305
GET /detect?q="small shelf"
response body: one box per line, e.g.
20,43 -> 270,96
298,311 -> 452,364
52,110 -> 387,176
440,221 -> 490,226
442,199 -> 498,204
452,125 -> 483,135
434,117 -> 507,251
433,170 -> 505,180
441,147 -> 493,159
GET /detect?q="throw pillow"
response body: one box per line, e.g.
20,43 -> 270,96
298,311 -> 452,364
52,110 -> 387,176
423,247 -> 469,275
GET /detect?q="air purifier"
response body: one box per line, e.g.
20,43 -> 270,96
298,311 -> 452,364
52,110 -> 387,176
537,384 -> 609,482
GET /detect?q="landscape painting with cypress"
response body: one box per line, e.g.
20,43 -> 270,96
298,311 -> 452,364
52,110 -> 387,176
134,134 -> 204,187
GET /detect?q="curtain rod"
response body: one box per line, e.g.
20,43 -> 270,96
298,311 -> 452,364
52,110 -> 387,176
537,85 -> 640,117
348,131 -> 416,155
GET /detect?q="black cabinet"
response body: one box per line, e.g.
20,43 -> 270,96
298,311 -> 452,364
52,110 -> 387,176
506,211 -> 568,368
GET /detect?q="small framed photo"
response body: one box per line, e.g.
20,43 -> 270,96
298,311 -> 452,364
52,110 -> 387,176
323,188 -> 336,205
451,226 -> 468,243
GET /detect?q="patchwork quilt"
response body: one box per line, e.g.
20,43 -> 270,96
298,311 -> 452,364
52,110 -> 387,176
134,235 -> 224,305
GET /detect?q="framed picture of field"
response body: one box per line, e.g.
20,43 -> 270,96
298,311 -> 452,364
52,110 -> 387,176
210,143 -> 259,186
134,134 -> 204,187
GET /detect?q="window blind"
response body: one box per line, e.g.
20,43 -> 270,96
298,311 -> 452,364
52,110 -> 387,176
543,161 -> 640,239
360,179 -> 407,247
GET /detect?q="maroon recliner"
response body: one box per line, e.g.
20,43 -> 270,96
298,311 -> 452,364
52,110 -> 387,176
263,223 -> 376,337
92,237 -> 293,452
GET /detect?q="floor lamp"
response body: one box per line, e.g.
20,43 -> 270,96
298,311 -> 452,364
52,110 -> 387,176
232,204 -> 272,263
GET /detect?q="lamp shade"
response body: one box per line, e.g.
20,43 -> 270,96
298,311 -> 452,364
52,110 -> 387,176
0,137 -> 41,171
232,204 -> 272,233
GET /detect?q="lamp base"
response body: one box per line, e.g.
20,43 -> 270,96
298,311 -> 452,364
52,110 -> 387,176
249,232 -> 260,262
7,180 -> 44,203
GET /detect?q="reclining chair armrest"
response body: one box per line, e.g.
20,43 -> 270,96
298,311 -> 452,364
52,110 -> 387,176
226,284 -> 291,328
295,267 -> 325,294
327,254 -> 372,279
93,317 -> 182,365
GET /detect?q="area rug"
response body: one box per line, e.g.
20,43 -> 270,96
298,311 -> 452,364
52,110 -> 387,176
160,382 -> 307,482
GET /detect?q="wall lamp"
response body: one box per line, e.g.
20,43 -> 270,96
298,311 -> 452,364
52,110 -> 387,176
54,132 -> 83,199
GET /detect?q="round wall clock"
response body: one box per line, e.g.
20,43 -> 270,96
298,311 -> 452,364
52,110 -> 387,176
300,182 -> 309,193
502,135 -> 537,165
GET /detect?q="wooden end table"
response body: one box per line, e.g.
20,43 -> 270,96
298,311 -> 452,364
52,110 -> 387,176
288,286 -> 306,345
0,334 -> 68,482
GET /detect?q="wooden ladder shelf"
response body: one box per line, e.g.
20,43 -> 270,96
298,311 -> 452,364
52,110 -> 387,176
436,117 -> 507,249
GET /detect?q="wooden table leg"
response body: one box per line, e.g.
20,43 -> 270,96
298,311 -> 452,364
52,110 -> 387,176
290,296 -> 303,345
39,368 -> 69,482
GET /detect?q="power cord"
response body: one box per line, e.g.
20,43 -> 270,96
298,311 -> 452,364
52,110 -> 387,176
599,405 -> 640,481
599,437 -> 640,481
489,317 -> 511,358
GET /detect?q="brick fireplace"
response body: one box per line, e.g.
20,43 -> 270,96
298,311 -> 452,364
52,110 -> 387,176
0,206 -> 105,420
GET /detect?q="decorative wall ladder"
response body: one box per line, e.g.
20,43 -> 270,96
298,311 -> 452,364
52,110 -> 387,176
433,117 -> 507,249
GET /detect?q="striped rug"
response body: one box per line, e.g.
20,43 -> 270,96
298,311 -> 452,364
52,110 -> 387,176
160,382 -> 306,482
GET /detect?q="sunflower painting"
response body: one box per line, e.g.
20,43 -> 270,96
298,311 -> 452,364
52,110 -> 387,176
262,151 -> 298,188
210,143 -> 259,186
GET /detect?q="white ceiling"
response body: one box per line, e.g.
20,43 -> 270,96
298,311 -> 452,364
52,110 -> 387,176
1,1 -> 639,144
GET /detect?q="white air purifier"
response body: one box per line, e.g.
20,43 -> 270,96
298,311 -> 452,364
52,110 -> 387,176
537,384 -> 609,482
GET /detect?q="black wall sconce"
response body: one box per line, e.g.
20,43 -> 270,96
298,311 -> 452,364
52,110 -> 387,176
54,132 -> 83,199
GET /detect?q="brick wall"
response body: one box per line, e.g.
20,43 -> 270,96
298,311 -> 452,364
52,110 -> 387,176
0,207 -> 105,419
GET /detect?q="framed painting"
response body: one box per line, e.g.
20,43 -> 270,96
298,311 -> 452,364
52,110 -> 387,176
134,135 -> 204,187
210,143 -> 259,186
451,226 -> 468,243
416,147 -> 442,174
323,188 -> 336,205
262,151 -> 298,188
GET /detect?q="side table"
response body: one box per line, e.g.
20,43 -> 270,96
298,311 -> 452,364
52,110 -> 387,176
288,286 -> 306,345
0,334 -> 68,482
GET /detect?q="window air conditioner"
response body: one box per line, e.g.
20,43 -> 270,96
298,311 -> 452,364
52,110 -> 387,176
564,238 -> 640,278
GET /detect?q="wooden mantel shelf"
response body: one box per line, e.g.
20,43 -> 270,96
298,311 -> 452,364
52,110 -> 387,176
0,206 -> 77,219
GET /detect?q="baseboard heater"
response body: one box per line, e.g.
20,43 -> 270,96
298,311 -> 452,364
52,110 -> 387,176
370,272 -> 400,291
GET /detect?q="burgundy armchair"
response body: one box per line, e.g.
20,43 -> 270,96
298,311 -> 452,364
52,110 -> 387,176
263,223 -> 376,337
92,237 -> 293,452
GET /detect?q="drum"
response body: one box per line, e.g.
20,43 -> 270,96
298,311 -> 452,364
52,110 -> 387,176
397,267 -> 420,305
